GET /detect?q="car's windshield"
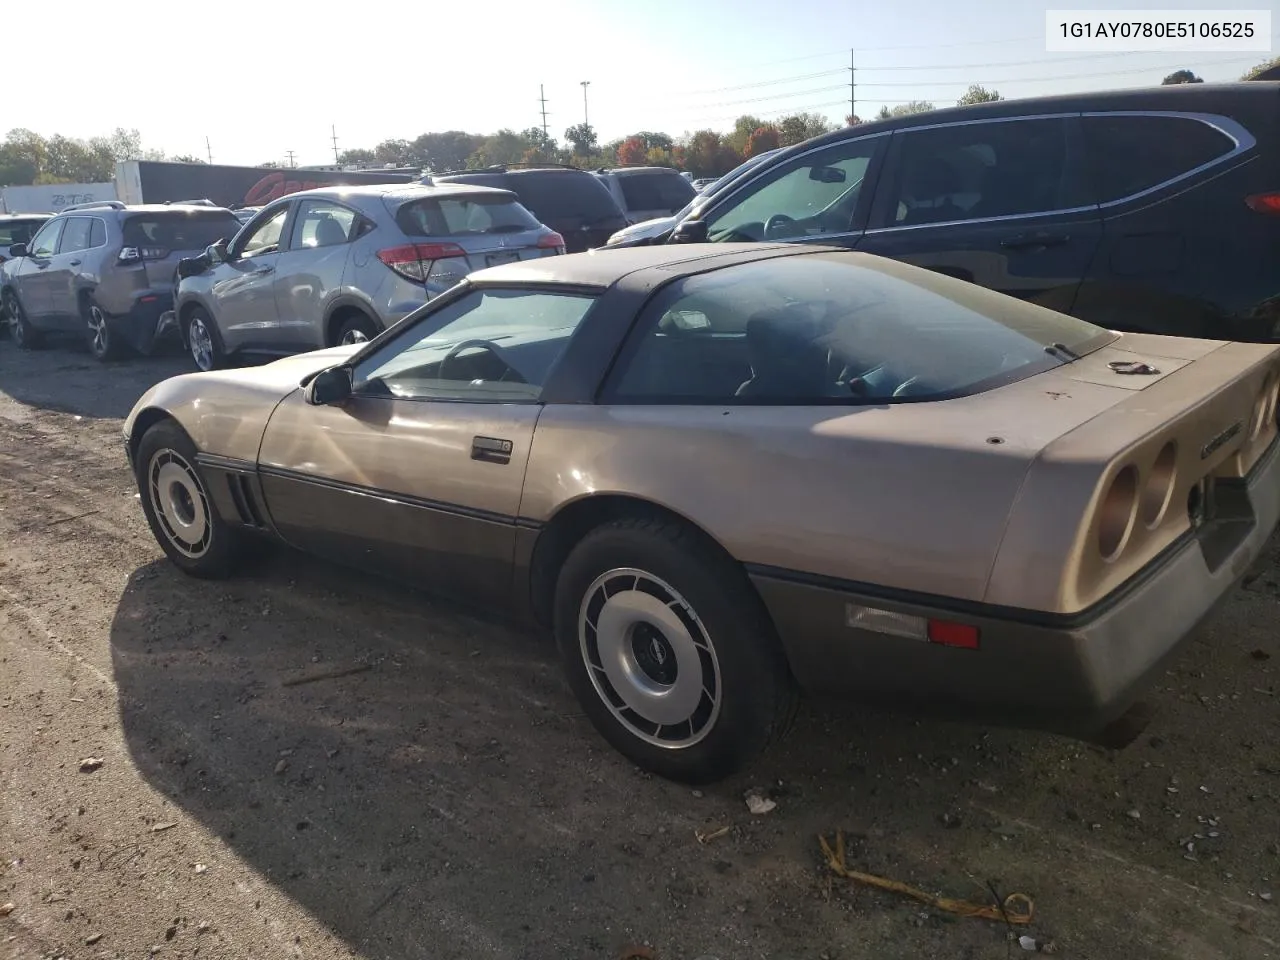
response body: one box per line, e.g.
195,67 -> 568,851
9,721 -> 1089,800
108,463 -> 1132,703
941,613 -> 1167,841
612,252 -> 1115,403
395,195 -> 541,236
122,211 -> 241,251
681,149 -> 782,219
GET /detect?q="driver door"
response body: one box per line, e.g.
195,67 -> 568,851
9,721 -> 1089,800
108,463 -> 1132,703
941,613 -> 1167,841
208,202 -> 292,352
702,134 -> 888,248
256,285 -> 599,609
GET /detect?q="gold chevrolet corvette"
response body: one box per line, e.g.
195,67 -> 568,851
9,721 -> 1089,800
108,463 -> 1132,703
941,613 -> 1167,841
124,243 -> 1280,782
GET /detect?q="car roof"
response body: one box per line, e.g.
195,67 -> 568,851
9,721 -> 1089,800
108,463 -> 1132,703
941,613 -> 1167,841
0,213 -> 49,220
597,166 -> 683,177
466,241 -> 811,288
796,80 -> 1280,149
284,182 -> 517,202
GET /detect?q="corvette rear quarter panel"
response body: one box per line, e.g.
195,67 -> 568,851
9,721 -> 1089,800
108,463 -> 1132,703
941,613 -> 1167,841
521,388 -> 1126,604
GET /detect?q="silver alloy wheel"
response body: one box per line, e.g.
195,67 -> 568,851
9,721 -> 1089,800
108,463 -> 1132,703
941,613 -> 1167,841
147,448 -> 212,559
340,327 -> 369,345
578,567 -> 722,749
87,305 -> 109,356
7,298 -> 24,345
188,315 -> 214,371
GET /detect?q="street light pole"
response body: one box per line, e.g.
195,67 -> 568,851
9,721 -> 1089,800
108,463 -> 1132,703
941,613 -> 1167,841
580,80 -> 591,126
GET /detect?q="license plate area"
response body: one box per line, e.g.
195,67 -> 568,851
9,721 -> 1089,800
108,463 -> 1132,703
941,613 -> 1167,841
485,251 -> 520,267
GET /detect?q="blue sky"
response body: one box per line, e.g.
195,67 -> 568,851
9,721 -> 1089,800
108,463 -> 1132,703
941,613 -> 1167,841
4,0 -> 1274,165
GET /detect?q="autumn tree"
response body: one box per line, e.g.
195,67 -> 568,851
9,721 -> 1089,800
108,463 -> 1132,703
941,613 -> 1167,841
616,136 -> 648,166
681,130 -> 739,178
957,84 -> 1003,105
744,125 -> 780,158
727,115 -> 766,155
1161,69 -> 1203,84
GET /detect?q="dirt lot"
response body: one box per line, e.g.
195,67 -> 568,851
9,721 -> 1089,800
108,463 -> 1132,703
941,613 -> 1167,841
1,337 -> 1278,960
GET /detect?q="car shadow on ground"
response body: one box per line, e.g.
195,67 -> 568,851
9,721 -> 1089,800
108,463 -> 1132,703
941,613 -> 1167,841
107,550 -> 1280,959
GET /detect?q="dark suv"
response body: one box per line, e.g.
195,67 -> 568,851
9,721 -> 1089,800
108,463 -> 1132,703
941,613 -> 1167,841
0,201 -> 242,360
432,165 -> 628,252
662,82 -> 1280,342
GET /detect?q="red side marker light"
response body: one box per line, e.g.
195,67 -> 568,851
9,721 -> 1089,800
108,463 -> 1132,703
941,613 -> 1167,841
1245,193 -> 1280,216
927,619 -> 980,650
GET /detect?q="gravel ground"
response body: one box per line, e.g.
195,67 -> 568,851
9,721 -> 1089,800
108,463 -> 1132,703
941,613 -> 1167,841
1,337 -> 1278,960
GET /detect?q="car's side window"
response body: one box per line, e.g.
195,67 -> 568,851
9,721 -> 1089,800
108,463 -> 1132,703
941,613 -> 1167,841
885,118 -> 1081,227
1081,114 -> 1236,204
27,219 -> 65,258
289,200 -> 359,250
238,207 -> 289,258
88,218 -> 106,248
58,217 -> 93,255
705,138 -> 882,242
351,288 -> 597,402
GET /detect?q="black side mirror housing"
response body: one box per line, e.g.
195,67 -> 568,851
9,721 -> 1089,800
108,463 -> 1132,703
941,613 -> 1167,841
8,243 -> 27,259
304,365 -> 353,406
669,219 -> 708,244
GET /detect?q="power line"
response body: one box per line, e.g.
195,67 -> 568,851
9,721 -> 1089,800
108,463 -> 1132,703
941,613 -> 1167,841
674,83 -> 849,112
748,34 -> 1042,68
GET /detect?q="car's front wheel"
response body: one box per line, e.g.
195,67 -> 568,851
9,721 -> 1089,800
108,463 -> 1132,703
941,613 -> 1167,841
135,419 -> 246,578
184,307 -> 225,372
554,515 -> 797,783
4,290 -> 43,350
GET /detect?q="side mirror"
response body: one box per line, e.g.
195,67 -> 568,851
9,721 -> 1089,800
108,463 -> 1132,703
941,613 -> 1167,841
304,365 -> 353,406
809,166 -> 847,184
669,219 -> 708,244
7,243 -> 27,259
208,239 -> 229,263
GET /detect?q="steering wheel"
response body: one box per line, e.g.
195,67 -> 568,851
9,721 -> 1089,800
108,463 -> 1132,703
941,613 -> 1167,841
438,339 -> 525,384
763,213 -> 797,239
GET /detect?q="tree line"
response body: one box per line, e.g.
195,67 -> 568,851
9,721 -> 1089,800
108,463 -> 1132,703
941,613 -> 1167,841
3,57 -> 1275,188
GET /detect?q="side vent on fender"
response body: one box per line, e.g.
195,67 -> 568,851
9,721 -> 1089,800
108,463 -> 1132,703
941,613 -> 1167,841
226,474 -> 267,529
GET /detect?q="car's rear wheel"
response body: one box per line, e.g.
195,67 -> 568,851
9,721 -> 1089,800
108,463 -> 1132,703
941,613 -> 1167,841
84,299 -> 125,361
335,313 -> 379,345
135,419 -> 246,578
184,307 -> 225,372
4,290 -> 43,350
553,514 -> 798,783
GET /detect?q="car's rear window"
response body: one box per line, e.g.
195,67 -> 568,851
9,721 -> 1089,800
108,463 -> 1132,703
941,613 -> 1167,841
506,171 -> 623,222
122,211 -> 241,251
618,171 -> 696,212
608,252 -> 1114,404
394,195 -> 542,237
0,220 -> 46,246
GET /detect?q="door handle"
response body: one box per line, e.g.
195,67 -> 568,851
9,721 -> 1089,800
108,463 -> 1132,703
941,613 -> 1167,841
471,436 -> 513,464
251,266 -> 274,277
1000,231 -> 1070,250
35,262 -> 48,269
69,259 -> 82,266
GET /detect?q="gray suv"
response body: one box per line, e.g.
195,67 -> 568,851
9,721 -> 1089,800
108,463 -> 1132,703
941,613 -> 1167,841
174,182 -> 565,371
0,201 -> 243,361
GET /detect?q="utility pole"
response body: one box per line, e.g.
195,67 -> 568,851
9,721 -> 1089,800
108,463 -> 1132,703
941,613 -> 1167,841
580,80 -> 590,126
330,124 -> 340,163
205,136 -> 213,164
539,84 -> 551,140
849,49 -> 856,123
285,149 -> 297,168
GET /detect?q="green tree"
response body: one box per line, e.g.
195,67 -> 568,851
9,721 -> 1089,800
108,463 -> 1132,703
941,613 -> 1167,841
777,112 -> 834,147
337,147 -> 376,165
876,101 -> 935,120
168,154 -> 206,164
1161,69 -> 1203,84
727,115 -> 766,154
413,132 -> 484,173
564,123 -> 598,156
468,129 -> 527,168
957,84 -> 1003,105
1241,55 -> 1280,80
681,130 -> 739,177
373,139 -> 413,164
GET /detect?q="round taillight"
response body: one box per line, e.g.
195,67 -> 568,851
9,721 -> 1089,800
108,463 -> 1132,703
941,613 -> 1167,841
1140,442 -> 1177,528
1098,465 -> 1139,560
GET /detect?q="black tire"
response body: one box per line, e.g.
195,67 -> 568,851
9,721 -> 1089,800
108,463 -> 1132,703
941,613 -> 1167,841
553,514 -> 798,784
83,298 -> 125,361
183,306 -> 226,372
334,313 -> 379,346
4,290 -> 43,350
135,419 -> 246,579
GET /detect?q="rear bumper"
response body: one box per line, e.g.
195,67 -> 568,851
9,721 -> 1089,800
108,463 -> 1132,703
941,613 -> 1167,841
752,435 -> 1280,736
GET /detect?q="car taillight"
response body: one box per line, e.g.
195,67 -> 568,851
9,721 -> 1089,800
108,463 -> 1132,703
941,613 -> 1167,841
377,242 -> 467,282
843,604 -> 981,650
537,232 -> 566,253
1245,192 -> 1280,216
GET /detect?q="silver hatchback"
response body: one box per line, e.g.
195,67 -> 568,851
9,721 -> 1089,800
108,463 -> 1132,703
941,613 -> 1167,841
173,183 -> 565,371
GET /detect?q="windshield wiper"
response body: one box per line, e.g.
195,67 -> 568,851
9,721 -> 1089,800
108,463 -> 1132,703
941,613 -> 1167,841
1045,341 -> 1081,361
